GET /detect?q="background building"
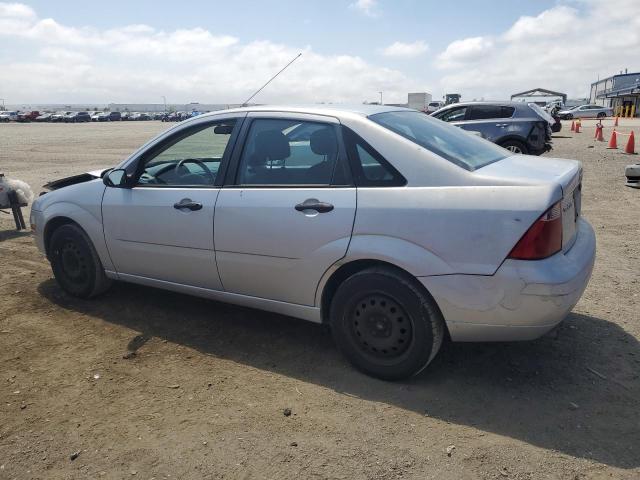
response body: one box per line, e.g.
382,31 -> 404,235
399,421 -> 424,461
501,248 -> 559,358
590,71 -> 640,116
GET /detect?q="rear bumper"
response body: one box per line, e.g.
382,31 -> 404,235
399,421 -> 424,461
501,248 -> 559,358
420,218 -> 596,342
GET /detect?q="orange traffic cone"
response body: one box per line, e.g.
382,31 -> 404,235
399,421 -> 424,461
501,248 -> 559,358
607,130 -> 617,149
595,125 -> 604,141
575,121 -> 581,133
570,120 -> 575,132
614,116 -> 619,127
624,131 -> 636,154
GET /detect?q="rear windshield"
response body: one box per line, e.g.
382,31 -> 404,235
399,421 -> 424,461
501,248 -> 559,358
369,111 -> 509,170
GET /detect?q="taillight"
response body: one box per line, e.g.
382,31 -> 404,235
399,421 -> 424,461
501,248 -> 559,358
508,201 -> 562,260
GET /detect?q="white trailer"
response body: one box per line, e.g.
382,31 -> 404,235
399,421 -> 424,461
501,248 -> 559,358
407,92 -> 432,112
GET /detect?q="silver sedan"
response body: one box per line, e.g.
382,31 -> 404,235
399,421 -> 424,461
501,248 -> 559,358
558,104 -> 614,119
30,105 -> 595,380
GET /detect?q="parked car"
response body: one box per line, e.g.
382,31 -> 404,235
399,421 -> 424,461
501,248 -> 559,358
50,111 -> 71,122
107,111 -> 122,121
0,111 -> 18,122
30,105 -> 595,380
426,101 -> 445,114
557,104 -> 613,119
16,111 -> 40,122
431,101 -> 553,155
131,112 -> 151,121
121,112 -> 132,121
162,112 -> 181,122
64,111 -> 91,123
35,113 -> 54,122
91,112 -> 102,122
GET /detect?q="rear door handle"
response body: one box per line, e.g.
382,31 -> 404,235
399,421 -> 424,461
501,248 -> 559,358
496,123 -> 508,127
173,198 -> 203,211
295,200 -> 334,213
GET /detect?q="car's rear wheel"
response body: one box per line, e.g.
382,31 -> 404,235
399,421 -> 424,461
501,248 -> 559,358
330,267 -> 445,380
49,224 -> 112,298
499,139 -> 528,155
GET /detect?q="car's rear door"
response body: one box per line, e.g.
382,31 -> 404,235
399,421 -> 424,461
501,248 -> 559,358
213,112 -> 356,306
102,115 -> 243,290
457,105 -> 517,142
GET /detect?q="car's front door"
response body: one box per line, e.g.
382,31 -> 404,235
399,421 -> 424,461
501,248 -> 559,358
214,113 -> 356,306
102,116 -> 242,289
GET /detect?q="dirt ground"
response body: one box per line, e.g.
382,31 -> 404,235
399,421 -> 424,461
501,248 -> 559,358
1,118 -> 639,480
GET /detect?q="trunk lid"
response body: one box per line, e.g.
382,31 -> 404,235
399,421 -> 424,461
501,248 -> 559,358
478,155 -> 582,251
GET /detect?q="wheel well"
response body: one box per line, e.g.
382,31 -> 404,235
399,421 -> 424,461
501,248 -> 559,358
498,136 -> 526,146
320,260 -> 425,323
43,216 -> 79,257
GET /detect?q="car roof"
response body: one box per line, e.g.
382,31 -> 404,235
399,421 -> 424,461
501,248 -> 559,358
439,101 -> 527,108
193,104 -> 412,120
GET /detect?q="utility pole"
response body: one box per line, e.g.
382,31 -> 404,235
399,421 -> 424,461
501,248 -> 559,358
379,91 -> 383,105
161,96 -> 167,113
0,98 -> 5,111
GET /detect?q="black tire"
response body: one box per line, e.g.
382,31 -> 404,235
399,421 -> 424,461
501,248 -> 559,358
330,267 -> 445,381
49,224 -> 112,298
499,139 -> 528,155
565,113 -> 573,120
597,112 -> 606,119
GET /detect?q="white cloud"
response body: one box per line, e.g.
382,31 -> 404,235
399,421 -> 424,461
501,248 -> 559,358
0,2 -> 417,104
39,47 -> 90,63
435,0 -> 640,99
350,0 -> 379,17
0,2 -> 34,18
381,41 -> 429,58
437,37 -> 494,68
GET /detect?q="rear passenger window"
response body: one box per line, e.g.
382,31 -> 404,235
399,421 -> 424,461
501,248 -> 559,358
467,105 -> 514,120
236,119 -> 340,186
343,127 -> 406,187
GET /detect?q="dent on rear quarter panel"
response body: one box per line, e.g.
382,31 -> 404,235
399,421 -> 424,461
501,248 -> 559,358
351,185 -> 558,276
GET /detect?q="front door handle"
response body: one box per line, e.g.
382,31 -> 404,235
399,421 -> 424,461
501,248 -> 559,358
173,198 -> 203,211
295,200 -> 334,213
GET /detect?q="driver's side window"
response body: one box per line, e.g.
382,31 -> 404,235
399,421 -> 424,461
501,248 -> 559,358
137,119 -> 237,186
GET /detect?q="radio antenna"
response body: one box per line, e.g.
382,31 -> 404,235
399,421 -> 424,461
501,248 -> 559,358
242,52 -> 302,106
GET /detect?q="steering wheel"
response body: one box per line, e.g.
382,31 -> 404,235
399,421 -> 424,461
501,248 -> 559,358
175,158 -> 216,184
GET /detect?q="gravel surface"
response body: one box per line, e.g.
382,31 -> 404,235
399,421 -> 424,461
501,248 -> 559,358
1,119 -> 639,479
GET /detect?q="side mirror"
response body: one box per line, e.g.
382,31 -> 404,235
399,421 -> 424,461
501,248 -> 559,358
103,169 -> 129,188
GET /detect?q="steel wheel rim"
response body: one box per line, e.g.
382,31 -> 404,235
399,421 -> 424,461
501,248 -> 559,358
349,293 -> 412,359
59,240 -> 89,285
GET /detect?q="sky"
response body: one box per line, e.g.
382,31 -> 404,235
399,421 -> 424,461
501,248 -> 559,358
1,0 -> 639,105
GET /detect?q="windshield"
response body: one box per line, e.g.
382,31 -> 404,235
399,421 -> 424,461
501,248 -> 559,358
369,111 -> 509,171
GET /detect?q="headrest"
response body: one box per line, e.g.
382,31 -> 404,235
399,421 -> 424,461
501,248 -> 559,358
310,127 -> 337,156
254,129 -> 290,160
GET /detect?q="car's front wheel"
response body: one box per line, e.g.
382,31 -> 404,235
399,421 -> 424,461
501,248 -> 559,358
597,112 -> 606,119
499,139 -> 528,155
330,267 -> 445,381
49,224 -> 112,298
